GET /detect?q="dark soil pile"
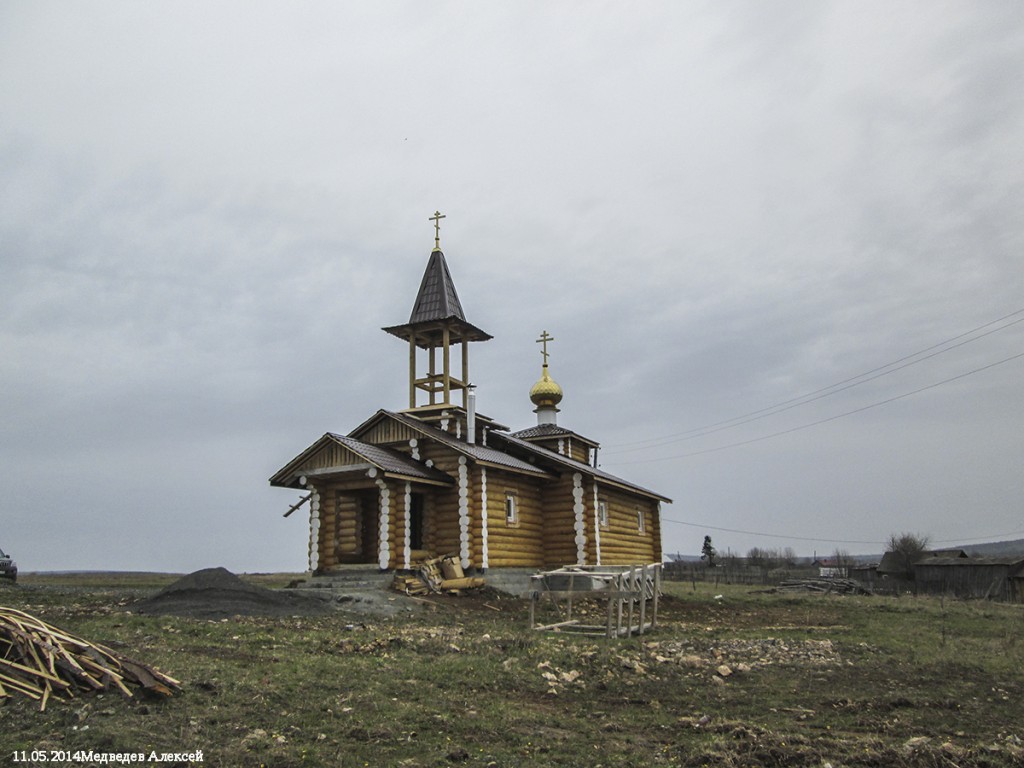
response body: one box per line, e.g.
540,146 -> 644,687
131,567 -> 332,618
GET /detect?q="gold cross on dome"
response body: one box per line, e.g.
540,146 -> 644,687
429,210 -> 446,249
536,330 -> 555,366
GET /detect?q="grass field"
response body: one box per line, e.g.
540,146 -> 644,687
1,574 -> 1022,767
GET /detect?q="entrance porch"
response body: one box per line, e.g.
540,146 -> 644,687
307,480 -> 435,573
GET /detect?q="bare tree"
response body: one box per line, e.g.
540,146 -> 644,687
781,547 -> 797,567
888,532 -> 930,556
886,532 -> 931,580
747,547 -> 764,568
748,547 -> 784,571
832,548 -> 852,577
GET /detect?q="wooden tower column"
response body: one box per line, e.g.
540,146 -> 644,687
408,333 -> 417,409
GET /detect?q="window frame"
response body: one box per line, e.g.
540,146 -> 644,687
505,491 -> 519,526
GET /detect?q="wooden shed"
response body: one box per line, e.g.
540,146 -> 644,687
914,556 -> 1024,602
877,548 -> 967,581
270,217 -> 670,574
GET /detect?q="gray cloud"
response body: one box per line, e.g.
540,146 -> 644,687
2,2 -> 1022,571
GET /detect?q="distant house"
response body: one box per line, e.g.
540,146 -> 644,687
812,558 -> 848,578
848,561 -> 878,585
877,548 -> 967,581
914,556 -> 1024,602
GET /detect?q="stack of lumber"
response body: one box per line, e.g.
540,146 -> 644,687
391,554 -> 485,596
0,606 -> 181,711
419,556 -> 446,591
392,573 -> 431,595
777,578 -> 871,596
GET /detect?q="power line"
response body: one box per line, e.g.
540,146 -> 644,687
605,307 -> 1024,454
931,529 -> 1024,544
661,517 -> 1024,548
660,517 -> 885,545
605,349 -> 1024,466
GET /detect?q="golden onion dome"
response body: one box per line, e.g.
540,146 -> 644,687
529,364 -> 563,407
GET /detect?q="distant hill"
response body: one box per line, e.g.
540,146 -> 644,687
957,538 -> 1024,558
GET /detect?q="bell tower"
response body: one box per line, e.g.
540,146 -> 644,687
383,212 -> 492,409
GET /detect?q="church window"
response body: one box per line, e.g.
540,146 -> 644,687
505,492 -> 518,526
598,500 -> 609,528
636,507 -> 645,533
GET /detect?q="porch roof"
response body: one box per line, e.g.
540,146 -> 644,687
269,432 -> 455,489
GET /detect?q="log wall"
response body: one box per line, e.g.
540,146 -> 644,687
312,487 -> 378,567
304,430 -> 664,571
485,469 -> 546,568
315,485 -> 336,569
334,493 -> 364,563
565,438 -> 593,466
541,475 -> 579,567
526,437 -> 592,466
417,441 -> 470,563
595,486 -> 661,565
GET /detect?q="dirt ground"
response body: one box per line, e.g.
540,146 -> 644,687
3,574 -> 1022,767
129,566 -> 418,619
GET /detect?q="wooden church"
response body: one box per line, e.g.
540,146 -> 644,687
270,214 -> 670,574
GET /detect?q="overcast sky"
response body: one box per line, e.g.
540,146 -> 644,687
2,2 -> 1022,573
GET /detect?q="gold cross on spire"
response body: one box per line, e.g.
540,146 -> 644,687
429,210 -> 446,250
536,330 -> 555,366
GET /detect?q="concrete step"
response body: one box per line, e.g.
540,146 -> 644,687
290,566 -> 539,597
294,568 -> 393,592
478,568 -> 537,597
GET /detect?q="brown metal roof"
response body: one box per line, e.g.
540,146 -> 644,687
382,249 -> 492,346
495,432 -> 672,503
369,410 -> 669,500
353,410 -> 553,478
511,423 -> 600,448
512,424 -> 574,439
326,434 -> 453,483
409,249 -> 465,324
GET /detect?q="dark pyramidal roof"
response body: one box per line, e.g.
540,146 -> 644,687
383,248 -> 491,347
409,249 -> 466,324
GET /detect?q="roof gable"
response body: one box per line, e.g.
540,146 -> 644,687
269,432 -> 453,489
350,410 -> 553,478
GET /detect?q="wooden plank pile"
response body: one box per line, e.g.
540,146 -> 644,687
777,578 -> 872,596
392,554 -> 485,596
0,606 -> 181,711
